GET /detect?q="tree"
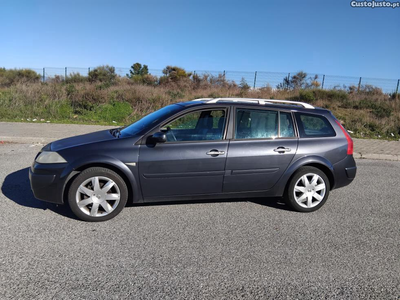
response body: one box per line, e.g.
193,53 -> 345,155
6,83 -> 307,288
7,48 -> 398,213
126,63 -> 156,85
239,77 -> 250,91
127,63 -> 149,78
290,71 -> 307,90
276,71 -> 320,90
162,66 -> 191,81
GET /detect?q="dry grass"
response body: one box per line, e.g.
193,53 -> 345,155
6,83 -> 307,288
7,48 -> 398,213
0,78 -> 399,139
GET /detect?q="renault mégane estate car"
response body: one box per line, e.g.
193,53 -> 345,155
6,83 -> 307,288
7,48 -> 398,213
29,98 -> 357,221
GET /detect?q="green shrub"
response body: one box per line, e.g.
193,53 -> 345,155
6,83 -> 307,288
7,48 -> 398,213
354,99 -> 392,118
90,101 -> 132,123
0,68 -> 40,87
372,104 -> 392,118
298,90 -> 315,102
88,65 -> 116,84
313,89 -> 349,102
65,84 -> 77,97
66,72 -> 87,83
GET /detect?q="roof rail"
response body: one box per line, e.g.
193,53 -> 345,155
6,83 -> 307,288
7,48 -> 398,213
202,98 -> 314,109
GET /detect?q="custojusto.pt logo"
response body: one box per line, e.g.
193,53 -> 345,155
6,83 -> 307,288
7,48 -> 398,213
350,0 -> 400,8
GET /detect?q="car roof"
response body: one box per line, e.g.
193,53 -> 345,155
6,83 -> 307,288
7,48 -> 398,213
177,98 -> 328,113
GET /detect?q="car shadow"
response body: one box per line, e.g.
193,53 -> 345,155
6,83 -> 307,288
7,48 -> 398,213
130,197 -> 291,211
1,167 -> 78,220
2,167 -> 291,220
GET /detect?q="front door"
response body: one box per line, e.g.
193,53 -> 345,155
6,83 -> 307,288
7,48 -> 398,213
138,108 -> 229,199
223,108 -> 298,192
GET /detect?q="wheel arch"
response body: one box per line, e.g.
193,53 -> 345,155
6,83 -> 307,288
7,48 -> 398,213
274,156 -> 335,197
284,163 -> 335,195
61,160 -> 141,205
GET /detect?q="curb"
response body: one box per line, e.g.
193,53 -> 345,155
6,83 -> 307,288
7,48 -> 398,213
353,152 -> 399,161
0,136 -> 53,145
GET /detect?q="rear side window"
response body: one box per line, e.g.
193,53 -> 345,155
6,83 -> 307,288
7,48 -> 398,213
295,113 -> 336,138
235,109 -> 295,139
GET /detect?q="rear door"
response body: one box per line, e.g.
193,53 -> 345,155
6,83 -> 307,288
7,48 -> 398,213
138,107 -> 229,199
223,107 -> 298,193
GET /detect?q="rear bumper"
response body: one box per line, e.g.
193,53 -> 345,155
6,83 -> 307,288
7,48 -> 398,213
29,162 -> 67,204
333,155 -> 357,189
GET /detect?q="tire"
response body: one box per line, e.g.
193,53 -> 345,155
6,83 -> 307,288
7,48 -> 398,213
285,166 -> 330,212
68,167 -> 128,222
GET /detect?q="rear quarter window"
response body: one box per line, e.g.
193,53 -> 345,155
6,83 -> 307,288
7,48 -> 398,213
295,112 -> 336,138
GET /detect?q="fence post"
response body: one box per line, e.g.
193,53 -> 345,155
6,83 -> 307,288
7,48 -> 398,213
253,71 -> 257,89
223,70 -> 226,78
357,77 -> 362,92
287,73 -> 290,89
65,67 -> 67,80
88,67 -> 90,75
42,68 -> 45,82
396,79 -> 399,99
321,75 -> 325,89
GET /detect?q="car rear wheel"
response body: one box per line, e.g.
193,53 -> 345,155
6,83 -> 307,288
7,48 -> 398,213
68,167 -> 128,222
285,166 -> 330,212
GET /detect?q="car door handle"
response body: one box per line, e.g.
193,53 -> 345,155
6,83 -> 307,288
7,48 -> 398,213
206,150 -> 225,156
273,147 -> 291,153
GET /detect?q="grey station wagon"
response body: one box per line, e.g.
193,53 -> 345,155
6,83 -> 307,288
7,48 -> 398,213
30,98 -> 357,221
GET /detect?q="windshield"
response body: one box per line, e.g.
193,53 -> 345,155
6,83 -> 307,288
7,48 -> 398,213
119,104 -> 183,138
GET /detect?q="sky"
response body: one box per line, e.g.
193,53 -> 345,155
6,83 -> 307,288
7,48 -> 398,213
0,0 -> 399,79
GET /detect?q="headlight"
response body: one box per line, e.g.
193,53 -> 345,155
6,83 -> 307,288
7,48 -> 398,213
36,151 -> 67,164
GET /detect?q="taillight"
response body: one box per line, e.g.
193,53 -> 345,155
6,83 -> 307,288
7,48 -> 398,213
335,120 -> 353,155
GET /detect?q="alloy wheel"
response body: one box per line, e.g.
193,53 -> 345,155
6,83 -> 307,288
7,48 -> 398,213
75,176 -> 121,217
293,173 -> 326,208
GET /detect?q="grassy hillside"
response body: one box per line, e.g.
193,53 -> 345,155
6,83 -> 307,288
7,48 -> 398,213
0,67 -> 399,140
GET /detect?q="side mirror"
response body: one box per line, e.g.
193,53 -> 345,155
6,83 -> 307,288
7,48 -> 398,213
151,132 -> 167,143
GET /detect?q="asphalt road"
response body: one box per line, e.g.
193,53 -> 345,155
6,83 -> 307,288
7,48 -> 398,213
0,143 -> 399,299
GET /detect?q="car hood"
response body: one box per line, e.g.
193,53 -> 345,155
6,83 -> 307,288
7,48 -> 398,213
51,129 -> 116,152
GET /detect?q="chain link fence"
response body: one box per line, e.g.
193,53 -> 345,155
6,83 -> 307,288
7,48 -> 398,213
29,67 -> 399,94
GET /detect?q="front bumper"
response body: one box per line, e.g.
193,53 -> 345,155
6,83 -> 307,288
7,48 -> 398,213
29,162 -> 68,204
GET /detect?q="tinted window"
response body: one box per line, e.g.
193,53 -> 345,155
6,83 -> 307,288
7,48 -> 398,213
235,109 -> 278,139
120,104 -> 182,137
163,109 -> 226,142
296,113 -> 336,138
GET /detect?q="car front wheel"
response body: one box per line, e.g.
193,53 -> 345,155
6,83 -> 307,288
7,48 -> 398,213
68,167 -> 128,222
285,166 -> 330,212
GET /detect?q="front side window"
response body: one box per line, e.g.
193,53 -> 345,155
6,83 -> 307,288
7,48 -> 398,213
120,104 -> 182,138
162,109 -> 226,142
295,113 -> 336,138
235,109 -> 295,139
